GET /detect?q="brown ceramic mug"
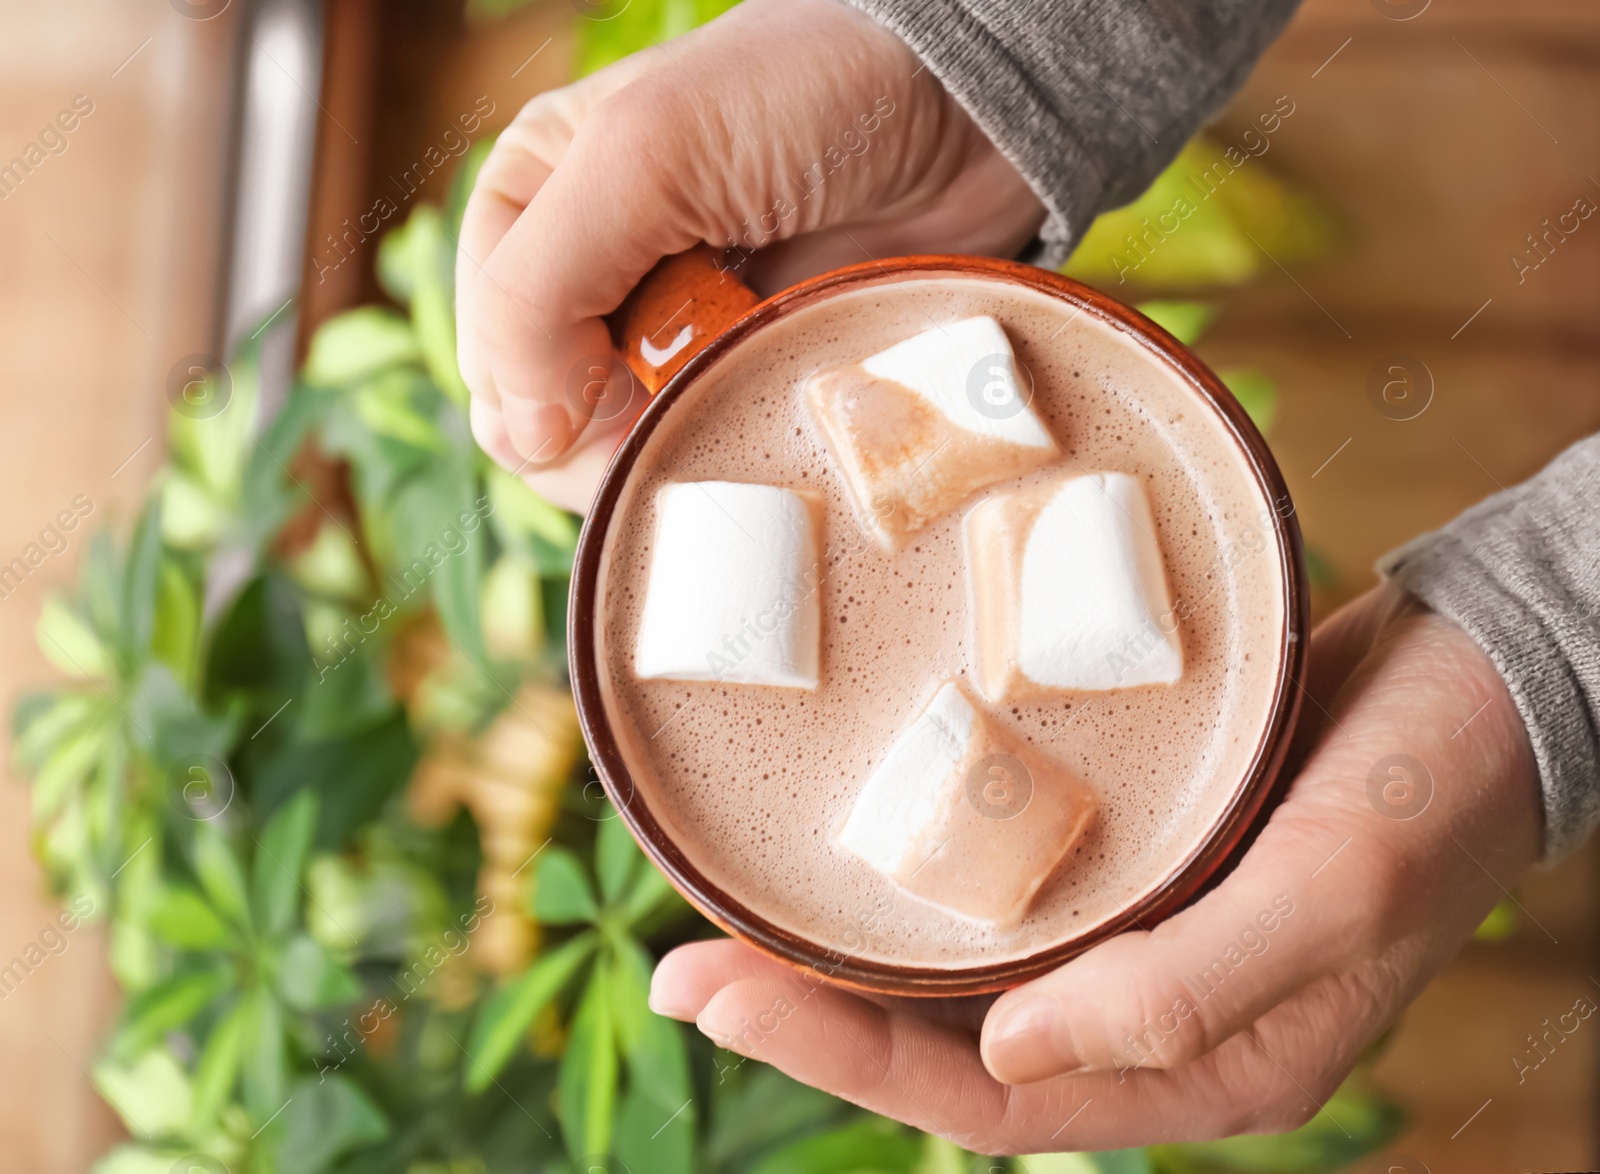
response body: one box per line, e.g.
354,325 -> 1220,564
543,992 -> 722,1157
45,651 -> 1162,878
568,247 -> 1309,997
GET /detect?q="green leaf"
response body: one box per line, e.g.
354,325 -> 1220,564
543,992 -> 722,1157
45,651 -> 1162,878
1136,300 -> 1216,346
248,713 -> 417,852
446,139 -> 492,241
386,463 -> 487,663
277,933 -> 363,1010
146,884 -> 234,950
190,997 -> 248,1129
352,369 -> 449,452
1016,1151 -> 1151,1173
1220,368 -> 1278,435
481,554 -> 545,662
36,594 -> 112,678
13,690 -> 99,767
240,987 -> 288,1123
204,574 -> 311,711
82,530 -> 123,645
532,847 -> 600,925
121,500 -> 163,664
277,1074 -> 391,1173
1151,1078 -> 1401,1172
91,1145 -> 198,1174
466,930 -> 599,1091
159,468 -> 230,550
113,968 -> 233,1059
914,1134 -> 982,1174
705,1065 -> 841,1168
127,663 -> 238,770
168,346 -> 259,499
1475,898 -> 1519,942
748,1118 -> 921,1174
285,521 -> 372,601
193,824 -> 252,932
30,721 -> 106,824
378,205 -> 468,408
1064,137 -> 1336,292
609,936 -> 690,1109
487,465 -> 579,557
573,0 -> 743,77
150,559 -> 199,685
609,937 -> 694,1174
93,1048 -> 193,1139
615,1082 -> 694,1174
253,790 -> 318,938
1304,545 -> 1341,593
304,306 -> 422,388
558,961 -> 619,1163
617,861 -> 685,931
596,812 -> 641,907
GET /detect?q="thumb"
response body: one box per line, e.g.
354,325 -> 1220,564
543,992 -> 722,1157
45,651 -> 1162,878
978,814 -> 1355,1084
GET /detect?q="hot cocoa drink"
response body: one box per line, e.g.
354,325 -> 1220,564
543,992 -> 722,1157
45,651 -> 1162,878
592,270 -> 1287,968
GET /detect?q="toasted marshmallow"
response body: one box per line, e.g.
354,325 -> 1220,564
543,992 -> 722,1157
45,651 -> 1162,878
838,680 -> 1095,925
805,316 -> 1056,547
969,470 -> 1182,698
634,481 -> 821,689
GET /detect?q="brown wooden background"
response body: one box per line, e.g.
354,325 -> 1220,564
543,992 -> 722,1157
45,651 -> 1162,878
1,0 -> 1595,1168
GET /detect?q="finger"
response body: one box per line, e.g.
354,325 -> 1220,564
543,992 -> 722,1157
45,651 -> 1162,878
473,68 -> 711,465
979,587 -> 1525,1086
693,971 -> 1324,1154
456,56 -> 658,418
696,973 -> 1019,1151
979,803 -> 1357,1085
469,397 -> 520,470
514,390 -> 645,513
649,938 -> 794,1021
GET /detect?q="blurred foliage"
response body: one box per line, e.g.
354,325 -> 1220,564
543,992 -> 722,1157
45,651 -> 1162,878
1473,899 -> 1520,943
1063,138 -> 1336,291
571,0 -> 744,77
6,3 -> 1415,1173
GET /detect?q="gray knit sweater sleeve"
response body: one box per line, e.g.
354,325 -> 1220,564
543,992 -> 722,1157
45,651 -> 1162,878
841,0 -> 1303,265
1378,437 -> 1600,861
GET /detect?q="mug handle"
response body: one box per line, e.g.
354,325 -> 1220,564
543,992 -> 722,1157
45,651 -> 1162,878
605,245 -> 761,397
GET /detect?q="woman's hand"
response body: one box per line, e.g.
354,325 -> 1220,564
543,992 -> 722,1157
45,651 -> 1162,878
454,0 -> 1045,512
648,585 -> 1542,1154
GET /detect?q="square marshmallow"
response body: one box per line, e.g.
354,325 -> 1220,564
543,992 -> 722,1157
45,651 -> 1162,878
634,481 -> 821,689
968,470 -> 1182,699
805,316 -> 1057,547
838,680 -> 1095,925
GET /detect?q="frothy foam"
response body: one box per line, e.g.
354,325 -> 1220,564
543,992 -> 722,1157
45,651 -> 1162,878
594,273 -> 1286,968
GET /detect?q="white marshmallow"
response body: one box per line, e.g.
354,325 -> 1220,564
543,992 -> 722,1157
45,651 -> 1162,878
804,316 -> 1057,547
839,682 -> 976,879
634,481 -> 821,689
859,315 -> 1054,450
838,681 -> 1095,925
969,471 -> 1182,698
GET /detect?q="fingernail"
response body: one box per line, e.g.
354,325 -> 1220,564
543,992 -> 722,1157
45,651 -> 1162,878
983,995 -> 1081,1083
695,1003 -> 758,1059
647,967 -> 698,1022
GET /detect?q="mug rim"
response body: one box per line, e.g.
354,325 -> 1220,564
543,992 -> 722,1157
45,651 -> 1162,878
568,254 -> 1309,996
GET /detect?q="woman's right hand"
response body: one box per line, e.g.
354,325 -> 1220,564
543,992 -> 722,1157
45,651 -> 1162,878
453,0 -> 1046,512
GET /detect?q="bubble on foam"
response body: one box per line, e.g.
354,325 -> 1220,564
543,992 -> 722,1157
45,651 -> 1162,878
596,276 -> 1285,968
